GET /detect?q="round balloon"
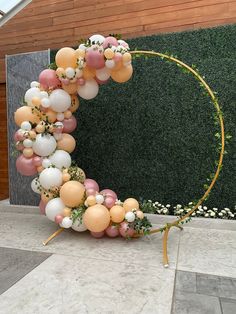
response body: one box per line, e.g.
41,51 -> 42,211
45,197 -> 65,222
32,134 -> 57,157
16,154 -> 37,176
14,106 -> 39,127
55,47 -> 77,69
60,180 -> 85,207
57,133 -> 76,153
49,89 -> 71,113
123,198 -> 139,212
78,79 -> 99,100
111,65 -> 133,83
39,69 -> 61,90
83,204 -> 110,232
39,167 -> 63,190
72,218 -> 87,232
49,150 -> 71,169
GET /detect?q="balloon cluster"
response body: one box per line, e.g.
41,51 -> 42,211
13,34 -> 151,238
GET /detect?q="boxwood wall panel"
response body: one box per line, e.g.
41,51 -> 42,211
51,24 -> 236,209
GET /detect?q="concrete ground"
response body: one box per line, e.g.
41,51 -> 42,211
0,200 -> 235,314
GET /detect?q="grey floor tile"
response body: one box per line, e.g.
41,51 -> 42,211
172,291 -> 222,314
221,298 -> 236,314
0,247 -> 51,295
175,270 -> 197,292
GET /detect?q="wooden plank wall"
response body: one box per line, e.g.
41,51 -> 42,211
0,0 -> 235,199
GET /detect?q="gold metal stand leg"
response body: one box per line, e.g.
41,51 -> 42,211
43,228 -> 64,246
163,227 -> 170,268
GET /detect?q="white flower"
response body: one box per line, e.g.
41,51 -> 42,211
166,204 -> 171,208
188,202 -> 193,205
213,207 -> 218,211
177,204 -> 182,209
154,202 -> 159,205
179,209 -> 184,213
224,208 -> 230,212
219,213 -> 223,217
161,205 -> 164,208
230,213 -> 234,217
148,200 -> 152,203
163,209 -> 168,214
205,213 -> 209,217
210,212 -> 215,217
203,206 -> 207,210
199,208 -> 204,212
221,210 -> 226,214
192,213 -> 196,216
198,206 -> 202,210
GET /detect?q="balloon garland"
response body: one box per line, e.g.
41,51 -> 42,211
14,34 -> 225,267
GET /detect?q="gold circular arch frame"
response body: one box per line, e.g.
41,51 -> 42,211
43,50 -> 225,268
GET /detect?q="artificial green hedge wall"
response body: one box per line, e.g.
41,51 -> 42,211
51,24 -> 236,209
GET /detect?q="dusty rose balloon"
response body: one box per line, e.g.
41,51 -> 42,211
33,156 -> 42,167
119,222 -> 135,238
62,116 -> 77,133
84,179 -> 99,192
77,78 -> 85,86
16,154 -> 38,176
104,196 -> 116,209
103,36 -> 118,49
90,231 -> 105,238
114,52 -> 122,62
16,142 -> 24,151
95,77 -> 109,85
55,214 -> 64,224
86,188 -> 96,197
39,200 -> 46,215
105,225 -> 119,238
14,130 -> 25,142
100,189 -> 117,200
85,50 -> 105,69
39,69 -> 61,90
61,78 -> 70,85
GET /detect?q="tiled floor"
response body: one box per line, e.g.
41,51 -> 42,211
0,209 -> 235,313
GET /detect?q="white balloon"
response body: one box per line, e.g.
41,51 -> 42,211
42,158 -> 52,168
78,79 -> 99,100
65,67 -> 75,79
53,133 -> 62,141
72,218 -> 87,232
49,89 -> 71,113
31,178 -> 41,194
105,59 -> 115,69
39,167 -> 63,190
79,44 -> 87,51
23,139 -> 33,148
118,39 -> 129,49
30,81 -> 40,88
40,91 -> 48,98
24,87 -> 42,105
49,150 -> 71,170
21,121 -> 31,131
89,34 -> 105,45
95,194 -> 104,204
41,98 -> 51,108
96,67 -> 110,81
32,134 -> 57,157
45,197 -> 65,222
125,211 -> 135,223
56,113 -> 64,121
60,217 -> 73,228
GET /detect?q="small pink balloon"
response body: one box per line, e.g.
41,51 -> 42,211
39,69 -> 61,90
100,189 -> 117,200
90,231 -> 105,238
16,142 -> 24,151
55,214 -> 64,224
61,78 -> 70,85
14,130 -> 20,142
95,77 -> 109,85
77,78 -> 85,86
84,179 -> 99,192
33,156 -> 42,167
105,225 -> 119,238
39,200 -> 46,215
40,106 -> 47,112
114,52 -> 122,62
62,116 -> 77,133
85,50 -> 105,69
14,129 -> 26,141
16,154 -> 37,176
103,36 -> 118,49
104,196 -> 116,209
119,222 -> 135,238
86,188 -> 96,197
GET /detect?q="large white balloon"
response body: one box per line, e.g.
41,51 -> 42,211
32,134 -> 57,157
72,218 -> 87,232
78,79 -> 99,100
31,178 -> 41,194
49,89 -> 71,113
49,150 -> 71,170
96,67 -> 110,81
45,197 -> 65,222
24,87 -> 42,106
39,167 -> 63,190
89,34 -> 105,45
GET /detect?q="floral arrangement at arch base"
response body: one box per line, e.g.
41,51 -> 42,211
13,34 -> 225,267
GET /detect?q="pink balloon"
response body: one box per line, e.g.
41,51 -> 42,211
16,154 -> 37,176
14,129 -> 25,142
86,188 -> 96,197
100,189 -> 117,200
104,196 -> 116,209
33,156 -> 42,167
90,231 -> 105,238
103,36 -> 118,49
16,142 -> 24,151
77,78 -> 85,86
55,214 -> 64,224
84,179 -> 99,192
61,78 -> 70,85
119,222 -> 135,238
85,50 -> 105,69
39,69 -> 61,90
95,77 -> 109,85
105,225 -> 119,238
39,200 -> 46,215
62,116 -> 77,133
114,52 -> 122,62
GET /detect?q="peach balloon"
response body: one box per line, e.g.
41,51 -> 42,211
56,67 -> 65,77
57,133 -> 76,153
122,52 -> 131,63
75,48 -> 85,58
110,205 -> 125,223
104,48 -> 114,59
62,82 -> 78,94
60,180 -> 85,207
63,207 -> 72,217
83,204 -> 110,232
55,47 -> 77,69
70,94 -> 80,113
43,109 -> 57,123
136,210 -> 144,219
86,195 -> 96,206
31,97 -> 41,108
37,166 -> 44,173
111,65 -> 133,83
41,192 -> 54,204
123,198 -> 139,213
64,110 -> 72,119
62,173 -> 71,182
83,66 -> 96,79
29,130 -> 36,139
23,148 -> 34,158
35,124 -> 45,133
111,60 -> 123,72
14,106 -> 39,126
